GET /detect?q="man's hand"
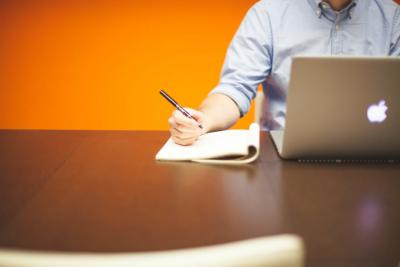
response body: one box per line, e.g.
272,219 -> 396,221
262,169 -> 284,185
167,93 -> 241,146
168,108 -> 206,146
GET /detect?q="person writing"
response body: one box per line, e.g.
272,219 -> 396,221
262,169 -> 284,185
168,0 -> 400,146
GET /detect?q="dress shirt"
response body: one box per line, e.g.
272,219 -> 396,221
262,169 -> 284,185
211,0 -> 400,130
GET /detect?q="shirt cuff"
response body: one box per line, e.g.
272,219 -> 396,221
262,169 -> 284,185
209,84 -> 252,118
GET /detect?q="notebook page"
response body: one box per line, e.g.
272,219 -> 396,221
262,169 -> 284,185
193,123 -> 260,164
156,129 -> 251,161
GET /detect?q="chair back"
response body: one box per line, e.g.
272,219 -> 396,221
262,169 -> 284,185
0,235 -> 304,267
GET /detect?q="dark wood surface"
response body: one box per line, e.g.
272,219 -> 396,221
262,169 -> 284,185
0,130 -> 399,267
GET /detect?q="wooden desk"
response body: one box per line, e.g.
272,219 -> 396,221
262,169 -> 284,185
0,130 -> 399,267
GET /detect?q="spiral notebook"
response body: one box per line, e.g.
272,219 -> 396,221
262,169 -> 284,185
156,123 -> 260,164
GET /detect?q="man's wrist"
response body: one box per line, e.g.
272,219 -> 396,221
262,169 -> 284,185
198,109 -> 212,134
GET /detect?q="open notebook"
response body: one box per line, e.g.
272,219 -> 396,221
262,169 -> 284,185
156,123 -> 260,164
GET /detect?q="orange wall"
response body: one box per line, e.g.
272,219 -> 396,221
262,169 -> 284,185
0,0 -> 256,130
1,0 -> 399,130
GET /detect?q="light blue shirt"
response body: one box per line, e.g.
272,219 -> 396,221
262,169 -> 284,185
211,0 -> 400,130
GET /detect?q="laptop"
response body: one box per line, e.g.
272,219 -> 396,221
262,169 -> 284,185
270,56 -> 400,162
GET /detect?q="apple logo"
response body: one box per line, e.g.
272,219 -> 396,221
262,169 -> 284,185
367,100 -> 388,123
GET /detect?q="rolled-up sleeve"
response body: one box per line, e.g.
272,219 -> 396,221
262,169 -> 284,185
390,6 -> 400,56
210,3 -> 273,116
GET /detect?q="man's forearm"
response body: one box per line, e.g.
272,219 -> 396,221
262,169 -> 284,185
199,93 -> 241,133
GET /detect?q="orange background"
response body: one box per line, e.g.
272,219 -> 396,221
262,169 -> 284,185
1,0 -> 399,130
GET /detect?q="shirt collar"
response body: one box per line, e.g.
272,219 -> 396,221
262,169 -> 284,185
308,0 -> 358,19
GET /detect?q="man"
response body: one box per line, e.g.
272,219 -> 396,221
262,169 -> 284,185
168,0 -> 400,146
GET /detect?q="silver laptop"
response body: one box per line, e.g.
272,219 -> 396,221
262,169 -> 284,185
270,56 -> 400,161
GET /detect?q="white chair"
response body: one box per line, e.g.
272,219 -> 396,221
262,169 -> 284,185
0,235 -> 304,267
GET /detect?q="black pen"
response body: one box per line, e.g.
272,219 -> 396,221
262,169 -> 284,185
160,90 -> 203,129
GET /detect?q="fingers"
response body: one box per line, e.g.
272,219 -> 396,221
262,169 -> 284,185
170,125 -> 198,146
171,135 -> 198,146
173,110 -> 201,128
168,120 -> 201,146
169,109 -> 203,131
168,108 -> 204,146
186,109 -> 204,122
169,126 -> 197,139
